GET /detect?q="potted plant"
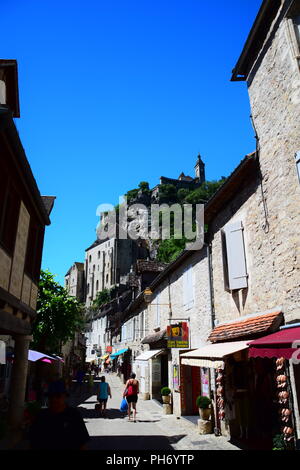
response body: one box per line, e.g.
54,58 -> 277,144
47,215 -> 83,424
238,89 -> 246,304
161,387 -> 171,404
196,395 -> 211,420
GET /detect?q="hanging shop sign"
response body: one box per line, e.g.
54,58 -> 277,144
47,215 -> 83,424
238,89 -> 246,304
106,346 -> 112,353
167,322 -> 189,348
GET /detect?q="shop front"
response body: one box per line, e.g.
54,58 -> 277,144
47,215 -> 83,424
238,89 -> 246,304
133,350 -> 165,400
179,310 -> 288,449
180,341 -> 249,425
110,348 -> 131,382
248,325 -> 300,450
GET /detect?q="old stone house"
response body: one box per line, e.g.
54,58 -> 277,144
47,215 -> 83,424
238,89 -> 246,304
116,248 -> 212,416
65,262 -> 84,301
62,262 -> 86,371
180,0 -> 300,450
0,60 -> 54,442
84,237 -> 147,308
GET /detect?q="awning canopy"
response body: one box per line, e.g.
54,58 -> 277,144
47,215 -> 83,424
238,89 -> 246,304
248,327 -> 300,359
0,341 -> 5,365
110,348 -> 128,359
28,350 -> 57,363
100,354 -> 109,360
141,329 -> 167,345
180,341 -> 249,369
135,350 -> 164,361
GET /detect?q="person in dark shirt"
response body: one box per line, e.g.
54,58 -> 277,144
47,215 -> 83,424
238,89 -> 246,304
29,379 -> 90,450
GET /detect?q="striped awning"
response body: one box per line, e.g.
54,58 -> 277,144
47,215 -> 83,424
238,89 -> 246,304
100,354 -> 109,360
180,341 -> 249,369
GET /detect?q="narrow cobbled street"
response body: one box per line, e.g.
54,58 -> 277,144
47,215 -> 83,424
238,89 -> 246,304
68,373 -> 238,451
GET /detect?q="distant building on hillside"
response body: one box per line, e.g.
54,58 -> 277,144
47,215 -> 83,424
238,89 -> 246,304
151,154 -> 205,200
65,262 -> 84,302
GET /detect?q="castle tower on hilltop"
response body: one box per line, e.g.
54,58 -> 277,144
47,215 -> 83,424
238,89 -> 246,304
194,154 -> 205,185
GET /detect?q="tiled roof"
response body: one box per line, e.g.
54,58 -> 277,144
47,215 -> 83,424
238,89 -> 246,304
208,311 -> 283,343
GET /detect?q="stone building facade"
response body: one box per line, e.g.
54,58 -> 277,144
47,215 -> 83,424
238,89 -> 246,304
121,247 -> 212,416
231,0 -> 300,325
84,237 -> 145,307
62,262 -> 86,370
64,262 -> 84,302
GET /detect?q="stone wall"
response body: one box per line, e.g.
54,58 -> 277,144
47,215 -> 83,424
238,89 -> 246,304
210,5 -> 300,325
247,7 -> 300,323
145,248 -> 212,415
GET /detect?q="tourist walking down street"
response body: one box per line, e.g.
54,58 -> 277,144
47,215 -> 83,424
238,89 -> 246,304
97,376 -> 112,417
124,373 -> 139,422
74,368 -> 85,394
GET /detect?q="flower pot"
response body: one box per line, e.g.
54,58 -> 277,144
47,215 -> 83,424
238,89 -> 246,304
199,407 -> 211,420
162,395 -> 170,404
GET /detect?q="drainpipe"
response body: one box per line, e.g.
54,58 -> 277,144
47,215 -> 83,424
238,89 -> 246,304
205,242 -> 220,436
206,243 -> 215,330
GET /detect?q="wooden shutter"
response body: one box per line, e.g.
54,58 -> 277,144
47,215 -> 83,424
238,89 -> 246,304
224,221 -> 248,290
183,265 -> 194,310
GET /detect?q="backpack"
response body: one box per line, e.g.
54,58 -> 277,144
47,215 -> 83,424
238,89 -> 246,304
126,380 -> 138,396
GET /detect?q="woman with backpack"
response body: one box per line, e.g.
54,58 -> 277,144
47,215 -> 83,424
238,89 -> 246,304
123,373 -> 139,422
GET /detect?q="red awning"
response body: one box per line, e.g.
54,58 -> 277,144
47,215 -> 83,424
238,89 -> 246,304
248,327 -> 300,359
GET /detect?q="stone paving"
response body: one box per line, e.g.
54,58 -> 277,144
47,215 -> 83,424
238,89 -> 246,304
75,373 -> 239,451
2,372 -> 239,450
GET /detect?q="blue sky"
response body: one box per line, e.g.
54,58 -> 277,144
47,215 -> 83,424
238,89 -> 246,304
2,0 -> 262,285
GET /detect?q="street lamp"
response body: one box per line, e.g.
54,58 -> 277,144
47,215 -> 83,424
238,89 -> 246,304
143,287 -> 172,314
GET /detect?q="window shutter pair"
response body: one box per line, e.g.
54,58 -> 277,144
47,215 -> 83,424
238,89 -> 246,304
223,221 -> 248,290
183,265 -> 194,310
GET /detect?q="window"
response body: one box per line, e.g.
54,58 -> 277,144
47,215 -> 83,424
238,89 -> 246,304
93,264 -> 95,272
25,219 -> 45,282
286,6 -> 300,66
96,280 -> 99,292
295,151 -> 300,183
293,15 -> 300,45
183,265 -> 194,311
89,255 -> 91,263
0,183 -> 20,255
221,221 -> 248,291
98,251 -> 100,259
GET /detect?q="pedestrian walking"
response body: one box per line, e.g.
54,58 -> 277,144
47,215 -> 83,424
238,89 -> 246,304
75,368 -> 85,394
88,370 -> 94,392
123,373 -> 139,422
28,379 -> 90,450
97,376 -> 112,417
